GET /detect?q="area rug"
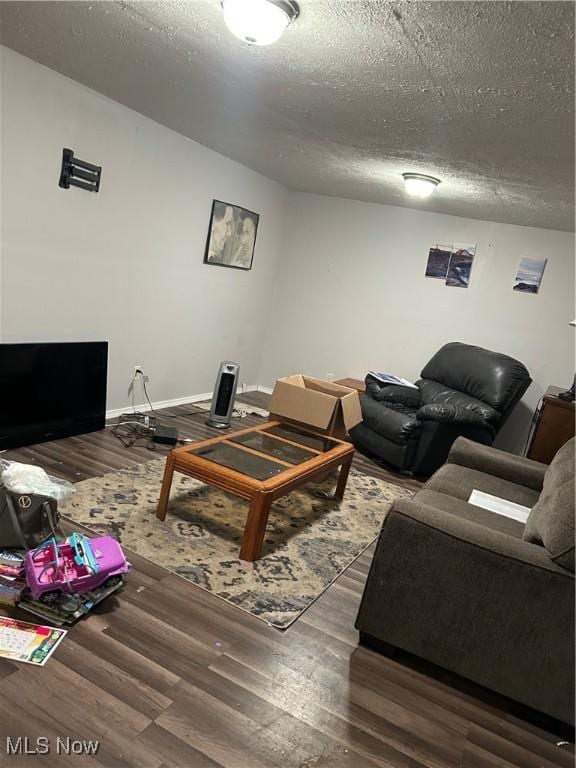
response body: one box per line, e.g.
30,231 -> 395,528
66,460 -> 413,629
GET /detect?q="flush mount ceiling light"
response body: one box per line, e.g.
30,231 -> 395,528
221,0 -> 299,46
402,173 -> 441,198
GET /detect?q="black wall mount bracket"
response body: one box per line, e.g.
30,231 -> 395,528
59,148 -> 102,192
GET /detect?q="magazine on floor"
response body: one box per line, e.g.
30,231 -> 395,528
0,616 -> 66,666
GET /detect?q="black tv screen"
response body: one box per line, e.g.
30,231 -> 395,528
0,342 -> 108,450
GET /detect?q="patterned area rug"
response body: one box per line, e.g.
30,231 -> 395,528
66,460 -> 413,629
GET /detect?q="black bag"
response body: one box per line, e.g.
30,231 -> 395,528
0,485 -> 62,550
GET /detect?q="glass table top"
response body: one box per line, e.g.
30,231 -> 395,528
189,442 -> 287,480
231,431 -> 315,464
264,423 -> 338,452
186,423 -> 341,480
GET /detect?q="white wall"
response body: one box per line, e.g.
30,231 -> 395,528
2,48 -> 574,454
259,193 -> 575,453
0,47 -> 287,410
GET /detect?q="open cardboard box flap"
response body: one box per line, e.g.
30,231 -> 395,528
340,389 -> 363,429
269,375 -> 362,435
268,378 -> 337,429
302,376 -> 355,397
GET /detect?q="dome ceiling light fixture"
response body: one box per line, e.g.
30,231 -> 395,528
402,173 -> 441,198
221,0 -> 300,46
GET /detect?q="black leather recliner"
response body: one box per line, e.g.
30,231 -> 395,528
350,342 -> 532,476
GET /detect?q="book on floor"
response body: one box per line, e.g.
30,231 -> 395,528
18,580 -> 123,626
0,551 -> 24,568
0,576 -> 27,606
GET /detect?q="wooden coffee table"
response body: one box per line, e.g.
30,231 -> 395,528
156,420 -> 355,561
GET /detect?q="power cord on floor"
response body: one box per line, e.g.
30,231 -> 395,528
110,371 -> 182,449
110,412 -> 159,449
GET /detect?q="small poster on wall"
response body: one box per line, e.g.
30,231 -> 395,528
446,244 -> 476,288
424,242 -> 476,288
425,244 -> 452,278
513,258 -> 547,294
204,199 -> 259,271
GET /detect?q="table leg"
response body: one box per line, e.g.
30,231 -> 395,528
157,455 -> 175,522
240,492 -> 273,562
335,455 -> 353,500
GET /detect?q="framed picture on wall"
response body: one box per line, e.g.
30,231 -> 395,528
203,199 -> 259,271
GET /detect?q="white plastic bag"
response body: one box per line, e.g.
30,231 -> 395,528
0,460 -> 75,503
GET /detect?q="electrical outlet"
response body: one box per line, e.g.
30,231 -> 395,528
241,382 -> 247,393
326,372 -> 335,382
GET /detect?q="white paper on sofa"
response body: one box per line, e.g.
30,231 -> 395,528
468,490 -> 531,523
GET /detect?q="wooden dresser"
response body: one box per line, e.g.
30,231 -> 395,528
527,386 -> 575,464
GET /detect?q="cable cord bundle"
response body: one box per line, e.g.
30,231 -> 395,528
110,370 -> 160,449
110,412 -> 159,449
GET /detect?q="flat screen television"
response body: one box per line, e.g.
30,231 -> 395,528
0,341 -> 108,450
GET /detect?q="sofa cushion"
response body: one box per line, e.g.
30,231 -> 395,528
523,438 -> 575,572
359,394 -> 420,445
415,488 -> 525,538
426,463 -> 541,509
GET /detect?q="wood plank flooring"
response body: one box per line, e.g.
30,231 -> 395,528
0,393 -> 572,767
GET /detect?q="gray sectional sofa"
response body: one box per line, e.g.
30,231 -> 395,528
356,436 -> 575,726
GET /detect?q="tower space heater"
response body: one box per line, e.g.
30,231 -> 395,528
206,361 -> 240,429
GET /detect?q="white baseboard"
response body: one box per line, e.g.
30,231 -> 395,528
105,384 -> 261,420
255,385 -> 274,394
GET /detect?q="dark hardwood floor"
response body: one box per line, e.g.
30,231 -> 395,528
0,393 -> 572,767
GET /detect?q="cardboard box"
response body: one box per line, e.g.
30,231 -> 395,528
268,375 -> 362,439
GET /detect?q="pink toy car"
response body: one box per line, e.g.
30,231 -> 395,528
24,533 -> 130,604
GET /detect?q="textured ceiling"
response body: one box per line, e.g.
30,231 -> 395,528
1,0 -> 574,230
